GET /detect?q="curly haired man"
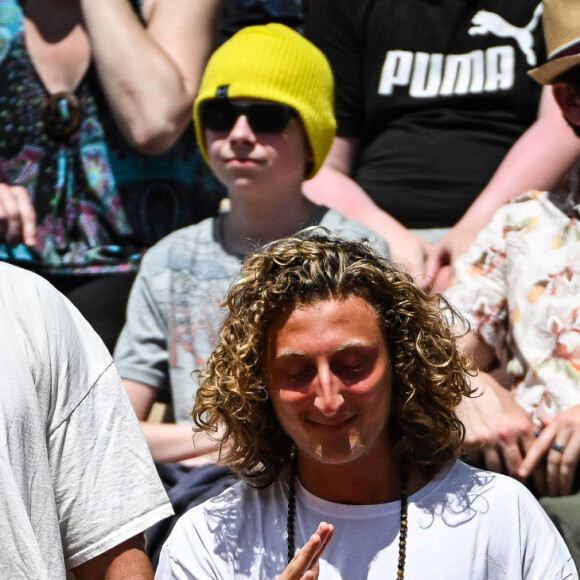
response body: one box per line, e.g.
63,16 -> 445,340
156,232 -> 576,579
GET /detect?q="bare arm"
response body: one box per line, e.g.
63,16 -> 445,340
429,86 -> 580,287
80,0 -> 223,154
124,379 -> 223,463
72,534 -> 153,580
303,137 -> 431,282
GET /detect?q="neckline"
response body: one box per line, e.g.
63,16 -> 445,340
292,460 -> 456,515
213,205 -> 330,261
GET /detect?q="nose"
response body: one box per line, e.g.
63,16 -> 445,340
228,114 -> 257,143
313,366 -> 344,416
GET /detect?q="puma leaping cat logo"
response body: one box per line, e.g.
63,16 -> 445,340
468,3 -> 543,66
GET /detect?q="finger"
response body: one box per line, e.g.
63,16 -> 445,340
481,446 -> 505,474
531,461 -> 547,497
318,523 -> 334,555
518,429 -> 556,480
12,187 -> 37,246
285,523 -> 332,579
424,250 -> 445,284
0,185 -> 36,246
498,441 -> 525,478
305,522 -> 333,568
431,265 -> 452,293
0,186 -> 23,244
557,432 -> 580,496
546,447 -> 563,497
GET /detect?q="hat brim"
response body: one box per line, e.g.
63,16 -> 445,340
529,54 -> 580,84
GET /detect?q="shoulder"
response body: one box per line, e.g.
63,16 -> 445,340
165,479 -> 288,556
478,189 -> 569,248
319,209 -> 390,258
178,479 -> 286,529
138,217 -> 221,272
0,263 -> 95,343
493,189 -> 554,224
144,218 -> 216,256
438,460 -> 544,510
0,262 -> 61,306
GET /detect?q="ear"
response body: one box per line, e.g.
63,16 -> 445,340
553,82 -> 580,127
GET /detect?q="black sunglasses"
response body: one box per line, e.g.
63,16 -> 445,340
200,100 -> 297,134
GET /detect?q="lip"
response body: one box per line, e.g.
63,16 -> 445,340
306,416 -> 355,430
225,157 -> 261,167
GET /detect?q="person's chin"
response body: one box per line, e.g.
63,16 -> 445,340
303,428 -> 365,465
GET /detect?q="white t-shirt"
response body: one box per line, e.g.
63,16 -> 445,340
0,263 -> 173,578
156,460 -> 577,579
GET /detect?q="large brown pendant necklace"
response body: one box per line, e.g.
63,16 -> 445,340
43,91 -> 83,140
286,468 -> 409,579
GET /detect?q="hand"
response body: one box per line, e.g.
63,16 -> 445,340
458,372 -> 537,478
386,230 -> 432,289
425,223 -> 475,292
277,522 -> 334,580
0,184 -> 37,247
518,404 -> 580,497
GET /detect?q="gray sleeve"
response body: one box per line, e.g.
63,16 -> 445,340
114,255 -> 170,391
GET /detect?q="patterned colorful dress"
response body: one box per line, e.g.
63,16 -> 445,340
0,0 -> 225,275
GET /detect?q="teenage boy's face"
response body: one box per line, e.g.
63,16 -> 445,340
204,99 -> 312,195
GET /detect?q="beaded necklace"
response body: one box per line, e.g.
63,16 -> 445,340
286,468 -> 409,579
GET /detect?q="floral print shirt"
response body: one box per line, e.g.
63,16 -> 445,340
0,0 -> 224,275
445,187 -> 580,421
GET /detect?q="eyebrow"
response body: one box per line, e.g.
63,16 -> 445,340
274,340 -> 373,359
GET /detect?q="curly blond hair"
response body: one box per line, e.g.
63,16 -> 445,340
194,232 -> 474,487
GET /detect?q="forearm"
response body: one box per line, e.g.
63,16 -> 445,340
453,107 -> 580,237
80,0 -> 221,153
304,167 -> 430,278
305,167 -> 405,235
72,534 -> 153,580
139,421 -> 223,463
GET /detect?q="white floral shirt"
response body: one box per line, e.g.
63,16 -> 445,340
445,188 -> 580,422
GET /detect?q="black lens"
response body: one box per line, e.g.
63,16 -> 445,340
200,101 -> 237,132
246,104 -> 293,133
200,101 -> 296,134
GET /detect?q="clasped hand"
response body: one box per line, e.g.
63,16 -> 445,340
459,372 -> 580,496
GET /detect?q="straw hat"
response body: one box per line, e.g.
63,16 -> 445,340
529,0 -> 580,84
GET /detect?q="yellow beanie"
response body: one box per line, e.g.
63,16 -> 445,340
193,24 -> 336,179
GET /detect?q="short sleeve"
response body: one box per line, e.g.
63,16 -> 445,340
25,280 -> 176,569
50,361 -> 173,569
304,0 -> 364,137
114,250 -> 170,391
445,207 -> 511,353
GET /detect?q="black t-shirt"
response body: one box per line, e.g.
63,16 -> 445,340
305,0 -> 545,228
